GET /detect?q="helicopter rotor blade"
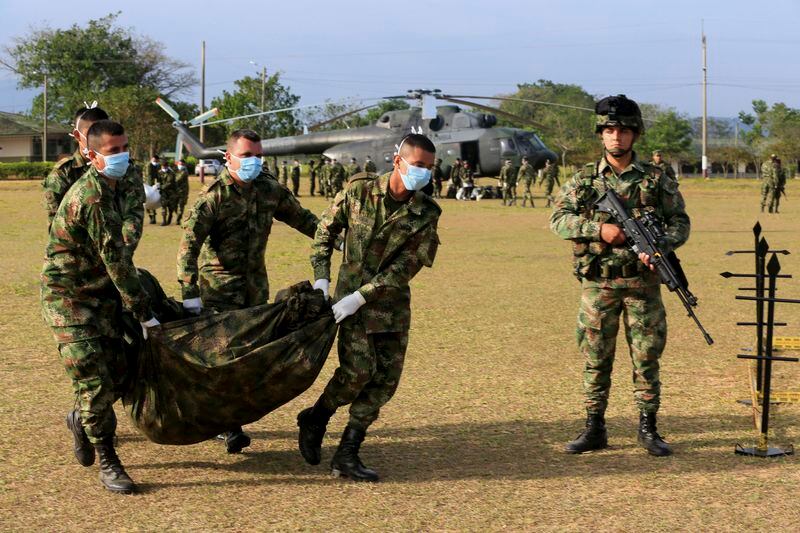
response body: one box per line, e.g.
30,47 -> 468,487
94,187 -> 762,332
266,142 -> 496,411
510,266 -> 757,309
188,107 -> 219,126
444,94 -> 594,113
437,95 -> 549,131
155,97 -> 181,121
175,133 -> 184,161
309,103 -> 381,132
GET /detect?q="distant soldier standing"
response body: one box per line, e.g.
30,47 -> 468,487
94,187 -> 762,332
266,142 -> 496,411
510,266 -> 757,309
291,159 -> 301,196
449,157 -> 463,196
331,158 -> 346,194
174,158 -> 190,224
769,157 -> 787,214
364,155 -> 377,174
320,159 -> 331,198
308,159 -> 318,196
499,159 -> 518,206
41,120 -> 160,494
431,158 -> 444,198
517,156 -> 536,208
297,133 -> 441,482
760,154 -> 779,213
651,150 -> 676,181
146,155 -> 161,224
177,129 -> 320,454
346,157 -> 362,178
550,94 -> 690,457
280,160 -> 289,187
158,160 -> 177,226
540,159 -> 561,207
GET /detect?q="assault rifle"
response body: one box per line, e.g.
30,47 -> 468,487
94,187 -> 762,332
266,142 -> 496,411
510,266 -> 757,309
595,189 -> 714,345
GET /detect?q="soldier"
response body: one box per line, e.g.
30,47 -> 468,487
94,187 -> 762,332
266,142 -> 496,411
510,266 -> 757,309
291,159 -> 301,196
158,160 -> 176,225
761,154 -> 779,213
651,150 -> 676,181
499,159 -> 518,206
177,129 -> 320,453
41,120 -> 160,494
297,133 -> 441,482
460,161 -> 475,200
517,156 -> 536,207
146,155 -> 161,224
271,156 -> 280,177
550,94 -> 690,457
448,158 -> 463,198
364,155 -> 377,174
320,158 -> 331,198
540,159 -> 561,208
331,158 -> 346,194
308,159 -> 318,196
280,160 -> 289,187
431,158 -> 444,198
770,157 -> 787,214
174,158 -> 190,224
345,157 -> 362,179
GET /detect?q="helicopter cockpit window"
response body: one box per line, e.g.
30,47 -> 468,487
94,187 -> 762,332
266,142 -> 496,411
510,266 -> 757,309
500,138 -> 517,155
514,135 -> 534,151
428,116 -> 444,131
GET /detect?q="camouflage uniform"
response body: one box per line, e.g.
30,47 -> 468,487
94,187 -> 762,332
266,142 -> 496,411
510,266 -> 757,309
331,161 -> 346,194
291,163 -> 301,196
518,161 -> 536,207
345,162 -> 362,179
40,167 -> 152,443
651,161 -> 676,181
158,166 -> 177,224
499,161 -> 518,206
364,158 -> 377,174
174,165 -> 190,224
280,162 -> 289,188
540,162 -> 561,207
431,160 -> 444,198
311,173 -> 441,429
771,164 -> 787,213
177,167 -> 319,311
550,154 -> 690,415
308,160 -> 318,196
43,150 -> 145,241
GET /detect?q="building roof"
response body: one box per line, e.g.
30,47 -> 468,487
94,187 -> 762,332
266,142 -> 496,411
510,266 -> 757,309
0,111 -> 71,137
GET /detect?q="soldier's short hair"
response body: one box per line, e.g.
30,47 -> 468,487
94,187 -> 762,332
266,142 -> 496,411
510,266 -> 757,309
74,106 -> 109,128
397,133 -> 436,156
87,120 -> 125,150
228,129 -> 261,148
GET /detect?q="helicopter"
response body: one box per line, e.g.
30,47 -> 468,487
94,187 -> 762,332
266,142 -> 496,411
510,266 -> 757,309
157,89 -> 560,178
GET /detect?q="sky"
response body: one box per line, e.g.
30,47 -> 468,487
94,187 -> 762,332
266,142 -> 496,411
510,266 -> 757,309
1,0 -> 799,120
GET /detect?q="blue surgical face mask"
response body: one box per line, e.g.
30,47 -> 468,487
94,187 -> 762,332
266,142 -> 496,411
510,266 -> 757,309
399,156 -> 432,191
97,151 -> 129,179
228,154 -> 262,182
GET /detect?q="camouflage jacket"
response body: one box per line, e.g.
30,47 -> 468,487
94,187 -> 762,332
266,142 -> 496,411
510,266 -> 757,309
449,163 -> 462,183
652,161 -> 676,181
364,160 -> 377,173
331,163 -> 346,186
550,154 -> 690,286
499,163 -> 518,186
761,161 -> 780,187
517,162 -> 536,186
175,168 -> 190,201
44,151 -> 145,246
540,163 -> 560,185
311,173 -> 441,333
40,167 -> 152,342
291,165 -> 301,180
159,167 -> 176,195
345,164 -> 362,177
431,163 -> 444,183
146,161 -> 160,185
177,167 -> 319,308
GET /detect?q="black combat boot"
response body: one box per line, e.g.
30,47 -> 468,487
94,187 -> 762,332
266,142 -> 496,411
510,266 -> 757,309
224,427 -> 251,454
94,439 -> 136,494
565,413 -> 608,454
66,410 -> 95,467
165,212 -> 173,225
297,400 -> 336,465
160,213 -> 168,226
330,425 -> 379,482
638,412 -> 672,457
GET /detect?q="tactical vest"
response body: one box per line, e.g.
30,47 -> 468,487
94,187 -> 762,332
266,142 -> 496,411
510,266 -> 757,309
572,162 -> 668,279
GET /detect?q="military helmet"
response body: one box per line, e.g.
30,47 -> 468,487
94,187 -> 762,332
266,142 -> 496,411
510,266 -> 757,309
594,94 -> 644,133
652,150 -> 662,156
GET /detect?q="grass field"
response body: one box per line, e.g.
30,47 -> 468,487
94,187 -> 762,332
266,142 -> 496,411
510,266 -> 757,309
1,176 -> 799,531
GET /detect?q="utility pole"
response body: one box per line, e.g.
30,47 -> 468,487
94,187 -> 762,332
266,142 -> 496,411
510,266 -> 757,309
701,21 -> 708,179
42,70 -> 48,162
199,40 -> 206,184
261,66 -> 266,113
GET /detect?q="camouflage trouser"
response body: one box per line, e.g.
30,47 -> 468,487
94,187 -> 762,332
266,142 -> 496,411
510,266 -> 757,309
503,185 -> 517,205
58,335 -> 127,443
320,320 -> 408,431
761,183 -> 772,210
521,184 -> 534,207
577,280 -> 666,415
543,180 -> 557,206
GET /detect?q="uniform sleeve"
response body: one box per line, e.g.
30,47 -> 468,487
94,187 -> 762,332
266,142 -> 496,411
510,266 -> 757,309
121,168 -> 145,250
274,188 -> 319,238
177,190 -> 217,299
659,177 -> 691,249
358,223 -> 439,303
43,167 -> 68,228
549,176 -> 602,242
85,200 -> 151,321
310,191 -> 348,281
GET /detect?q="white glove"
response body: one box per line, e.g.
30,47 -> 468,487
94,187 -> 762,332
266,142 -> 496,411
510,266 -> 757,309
182,297 -> 203,315
140,317 -> 161,340
332,291 -> 366,324
313,279 -> 330,301
338,241 -> 345,252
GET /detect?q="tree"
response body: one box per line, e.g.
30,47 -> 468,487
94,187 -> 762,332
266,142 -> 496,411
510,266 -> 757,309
209,73 -> 299,140
1,13 -> 196,124
636,108 -> 694,162
497,80 -> 597,165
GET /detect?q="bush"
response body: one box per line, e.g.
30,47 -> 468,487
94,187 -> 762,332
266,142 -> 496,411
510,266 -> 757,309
0,162 -> 54,180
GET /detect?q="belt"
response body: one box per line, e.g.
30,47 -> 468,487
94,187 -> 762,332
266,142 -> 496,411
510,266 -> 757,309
596,262 -> 644,279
